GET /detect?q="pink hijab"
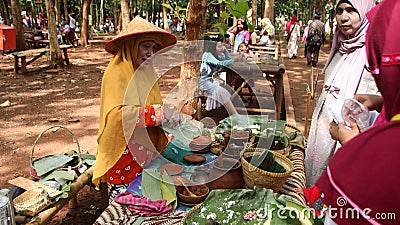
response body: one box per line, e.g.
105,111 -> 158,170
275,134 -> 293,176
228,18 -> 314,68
323,0 -> 376,98
316,1 -> 400,224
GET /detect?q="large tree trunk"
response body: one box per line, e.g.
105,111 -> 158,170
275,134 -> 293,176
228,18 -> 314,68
162,0 -> 169,32
45,0 -> 64,68
114,0 -> 118,32
81,0 -> 91,46
178,0 -> 207,117
121,0 -> 130,29
263,0 -> 274,21
1,0 -> 10,25
10,0 -> 27,51
251,0 -> 257,27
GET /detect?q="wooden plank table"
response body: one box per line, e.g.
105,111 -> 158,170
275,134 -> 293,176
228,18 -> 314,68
12,44 -> 71,75
226,56 -> 286,119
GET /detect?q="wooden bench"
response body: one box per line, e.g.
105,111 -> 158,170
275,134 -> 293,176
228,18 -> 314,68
13,44 -> 71,75
26,39 -> 49,49
249,44 -> 280,60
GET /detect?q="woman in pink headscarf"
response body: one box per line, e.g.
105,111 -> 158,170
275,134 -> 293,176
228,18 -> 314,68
316,1 -> 400,224
305,0 -> 379,188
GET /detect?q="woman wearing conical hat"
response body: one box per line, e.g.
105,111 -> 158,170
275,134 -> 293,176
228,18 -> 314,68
92,17 -> 176,202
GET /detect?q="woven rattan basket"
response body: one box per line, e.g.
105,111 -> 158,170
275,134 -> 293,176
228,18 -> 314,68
241,148 -> 293,192
13,188 -> 51,217
30,126 -> 82,179
179,203 -> 203,225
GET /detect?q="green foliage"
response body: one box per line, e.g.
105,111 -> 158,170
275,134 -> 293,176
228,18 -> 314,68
210,0 -> 250,34
161,3 -> 187,22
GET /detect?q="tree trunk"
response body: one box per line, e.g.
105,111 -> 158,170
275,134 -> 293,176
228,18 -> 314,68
178,0 -> 207,115
307,0 -> 313,24
151,0 -> 155,23
1,0 -> 11,25
10,0 -> 27,51
100,0 -> 104,25
121,0 -> 130,29
29,0 -> 37,28
162,0 -> 169,32
144,0 -> 148,20
139,0 -> 144,17
64,0 -> 68,23
251,0 -> 257,27
114,0 -> 118,32
55,0 -> 60,22
81,0 -> 91,46
263,0 -> 274,21
45,0 -> 64,69
315,0 -> 321,15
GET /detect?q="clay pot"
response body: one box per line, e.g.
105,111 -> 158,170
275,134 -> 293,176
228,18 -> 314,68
222,143 -> 244,160
209,157 -> 244,189
176,184 -> 210,205
189,136 -> 212,152
223,129 -> 252,147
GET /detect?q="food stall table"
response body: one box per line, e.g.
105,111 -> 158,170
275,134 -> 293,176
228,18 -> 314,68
226,56 -> 285,120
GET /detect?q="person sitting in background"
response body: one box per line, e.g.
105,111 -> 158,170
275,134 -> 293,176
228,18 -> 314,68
199,37 -> 238,115
253,30 -> 269,46
223,33 -> 232,50
238,42 -> 255,59
32,26 -> 44,40
63,24 -> 76,47
250,26 -> 261,45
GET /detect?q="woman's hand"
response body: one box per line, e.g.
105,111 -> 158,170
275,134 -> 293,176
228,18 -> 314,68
329,120 -> 360,145
354,94 -> 383,112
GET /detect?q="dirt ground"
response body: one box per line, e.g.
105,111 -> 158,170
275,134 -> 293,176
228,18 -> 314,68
0,42 -> 329,224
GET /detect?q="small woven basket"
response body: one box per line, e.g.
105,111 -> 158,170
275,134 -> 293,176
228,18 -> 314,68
13,188 -> 51,217
241,148 -> 293,192
30,126 -> 81,179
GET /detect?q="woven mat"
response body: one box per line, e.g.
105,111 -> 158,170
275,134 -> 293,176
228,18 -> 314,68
94,201 -> 186,225
278,148 -> 307,206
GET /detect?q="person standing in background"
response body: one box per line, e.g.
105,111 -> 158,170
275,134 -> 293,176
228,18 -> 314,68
227,18 -> 250,53
286,15 -> 301,59
306,13 -> 326,67
68,13 -> 76,33
305,0 -> 378,189
302,20 -> 313,58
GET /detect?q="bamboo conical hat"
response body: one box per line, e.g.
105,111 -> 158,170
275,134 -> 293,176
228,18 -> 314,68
105,17 -> 177,54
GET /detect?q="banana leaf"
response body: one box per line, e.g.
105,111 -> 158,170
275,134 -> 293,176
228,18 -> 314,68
33,154 -> 74,176
185,187 -> 319,225
184,187 -> 284,225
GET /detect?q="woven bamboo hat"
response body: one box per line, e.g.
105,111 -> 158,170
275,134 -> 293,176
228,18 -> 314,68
105,17 -> 177,54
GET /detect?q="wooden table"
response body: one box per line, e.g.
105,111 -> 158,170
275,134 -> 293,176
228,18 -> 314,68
226,56 -> 286,119
13,44 -> 71,75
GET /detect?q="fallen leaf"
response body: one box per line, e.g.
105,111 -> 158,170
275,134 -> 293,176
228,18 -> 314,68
0,100 -> 11,107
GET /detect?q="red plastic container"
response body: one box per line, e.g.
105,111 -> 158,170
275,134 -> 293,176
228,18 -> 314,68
0,24 -> 16,51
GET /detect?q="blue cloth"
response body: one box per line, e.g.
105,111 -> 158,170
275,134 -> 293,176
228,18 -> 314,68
234,32 -> 245,52
126,138 -> 217,211
199,50 -> 234,94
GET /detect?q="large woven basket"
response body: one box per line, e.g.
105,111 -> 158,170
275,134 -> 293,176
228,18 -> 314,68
241,148 -> 293,192
30,126 -> 81,179
179,203 -> 203,225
